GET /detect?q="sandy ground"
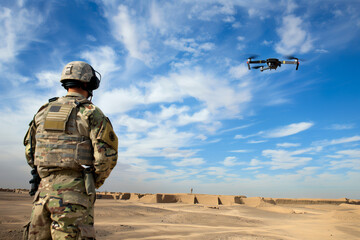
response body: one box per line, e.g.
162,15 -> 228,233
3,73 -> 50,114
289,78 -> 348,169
1,192 -> 360,240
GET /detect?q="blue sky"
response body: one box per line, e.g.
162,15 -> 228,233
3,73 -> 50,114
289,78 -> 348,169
1,0 -> 359,198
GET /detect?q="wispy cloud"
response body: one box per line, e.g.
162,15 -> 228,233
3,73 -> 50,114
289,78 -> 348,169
314,135 -> 360,147
275,14 -> 312,55
248,140 -> 267,144
265,122 -> 314,138
329,149 -> 360,170
80,46 -> 120,77
277,142 -> 301,148
36,71 -> 61,88
110,5 -> 153,64
172,158 -> 205,167
164,38 -> 215,56
0,5 -> 42,66
222,156 -> 245,167
262,148 -> 313,170
328,123 -> 355,130
229,63 -> 249,79
229,149 -> 249,153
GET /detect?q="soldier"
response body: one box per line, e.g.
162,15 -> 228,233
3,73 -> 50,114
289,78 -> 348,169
23,61 -> 118,239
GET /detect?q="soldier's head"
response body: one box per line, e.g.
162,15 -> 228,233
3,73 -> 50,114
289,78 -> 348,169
60,61 -> 101,98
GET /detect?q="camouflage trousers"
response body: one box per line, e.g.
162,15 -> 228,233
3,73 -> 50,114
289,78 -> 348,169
24,170 -> 96,240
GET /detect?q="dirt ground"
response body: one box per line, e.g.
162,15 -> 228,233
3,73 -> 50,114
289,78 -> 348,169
1,192 -> 360,240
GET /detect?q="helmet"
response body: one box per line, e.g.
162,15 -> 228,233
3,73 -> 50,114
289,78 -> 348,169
60,61 -> 100,96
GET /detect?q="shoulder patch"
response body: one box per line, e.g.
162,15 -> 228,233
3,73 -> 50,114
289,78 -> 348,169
97,118 -> 118,151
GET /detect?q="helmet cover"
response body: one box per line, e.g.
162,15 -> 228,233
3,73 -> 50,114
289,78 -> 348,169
60,61 -> 95,83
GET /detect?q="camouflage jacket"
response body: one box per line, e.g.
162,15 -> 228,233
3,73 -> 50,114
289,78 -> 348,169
24,92 -> 118,188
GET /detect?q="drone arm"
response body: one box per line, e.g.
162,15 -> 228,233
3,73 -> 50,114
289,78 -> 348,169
282,60 -> 296,64
282,60 -> 299,70
248,60 -> 265,70
250,60 -> 266,64
260,66 -> 270,72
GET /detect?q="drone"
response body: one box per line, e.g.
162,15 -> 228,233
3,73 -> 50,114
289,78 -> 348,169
247,55 -> 300,72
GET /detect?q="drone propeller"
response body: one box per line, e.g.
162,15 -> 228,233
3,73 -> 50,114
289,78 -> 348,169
284,55 -> 306,61
284,55 -> 297,60
247,54 -> 259,60
252,65 -> 265,69
246,54 -> 260,69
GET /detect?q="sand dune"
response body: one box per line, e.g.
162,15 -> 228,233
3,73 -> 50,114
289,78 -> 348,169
1,190 -> 359,239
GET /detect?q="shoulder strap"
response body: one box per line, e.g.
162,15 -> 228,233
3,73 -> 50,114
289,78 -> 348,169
48,97 -> 59,103
74,98 -> 92,107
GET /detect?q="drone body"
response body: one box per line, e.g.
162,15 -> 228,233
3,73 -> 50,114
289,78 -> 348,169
247,56 -> 299,72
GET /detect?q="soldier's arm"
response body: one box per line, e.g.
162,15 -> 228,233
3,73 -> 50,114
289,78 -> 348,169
23,120 -> 36,168
89,107 -> 118,189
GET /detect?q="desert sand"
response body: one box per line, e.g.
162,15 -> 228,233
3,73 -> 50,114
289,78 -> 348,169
1,191 -> 360,240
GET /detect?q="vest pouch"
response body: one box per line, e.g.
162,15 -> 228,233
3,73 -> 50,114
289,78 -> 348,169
84,168 -> 96,203
62,191 -> 90,208
75,139 -> 94,166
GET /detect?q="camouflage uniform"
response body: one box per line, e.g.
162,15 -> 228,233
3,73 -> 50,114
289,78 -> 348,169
23,90 -> 118,239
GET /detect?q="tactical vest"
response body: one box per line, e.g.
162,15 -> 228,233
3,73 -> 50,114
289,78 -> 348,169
34,97 -> 94,169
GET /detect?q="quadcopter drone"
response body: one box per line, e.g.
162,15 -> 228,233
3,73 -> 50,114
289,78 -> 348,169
247,55 -> 300,72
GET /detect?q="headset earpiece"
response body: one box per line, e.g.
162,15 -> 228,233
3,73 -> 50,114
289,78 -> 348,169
88,67 -> 100,91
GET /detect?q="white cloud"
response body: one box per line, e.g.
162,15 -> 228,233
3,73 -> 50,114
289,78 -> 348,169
172,158 -> 205,167
314,135 -> 360,147
242,158 -> 264,170
189,2 -> 235,21
86,35 -> 96,42
97,86 -> 145,114
221,124 -> 253,133
237,36 -> 245,41
328,149 -> 360,170
330,159 -> 360,170
234,131 -> 262,139
262,148 -> 313,170
36,71 -> 60,88
110,5 -> 152,64
265,122 -> 314,138
164,38 -> 215,56
0,5 -> 42,66
145,67 -> 252,116
296,167 -> 319,176
149,1 -> 166,34
328,123 -> 355,130
117,115 -> 156,133
177,109 -> 211,126
206,167 -> 227,178
283,0 -> 298,14
243,166 -> 262,171
262,40 -> 273,46
248,140 -> 267,144
162,148 -> 198,159
337,149 -> 360,158
80,46 -> 120,76
275,15 -> 312,55
120,125 -> 195,159
230,149 -> 249,153
229,63 -> 249,79
222,156 -> 244,167
249,158 -> 261,166
277,142 -> 301,148
315,49 -> 329,53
